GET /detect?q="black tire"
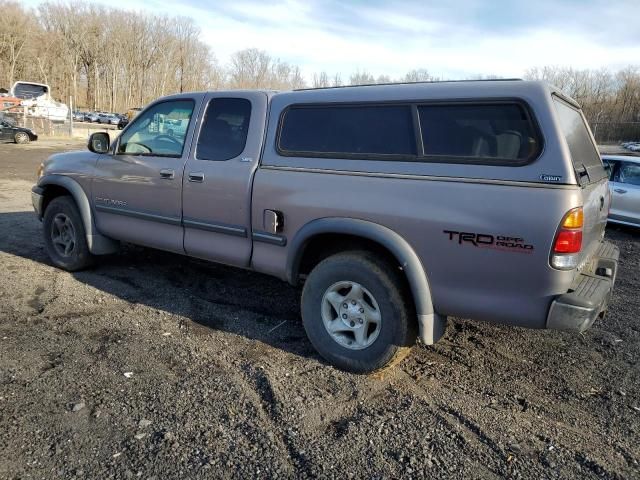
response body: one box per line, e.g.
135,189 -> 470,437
15,132 -> 30,144
43,196 -> 95,271
301,251 -> 416,373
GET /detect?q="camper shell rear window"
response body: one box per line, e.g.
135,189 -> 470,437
552,96 -> 606,183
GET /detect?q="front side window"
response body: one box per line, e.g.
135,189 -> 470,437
418,103 -> 540,163
196,98 -> 251,161
117,100 -> 194,157
616,162 -> 640,186
279,105 -> 416,157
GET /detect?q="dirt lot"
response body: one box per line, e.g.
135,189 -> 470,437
0,140 -> 639,479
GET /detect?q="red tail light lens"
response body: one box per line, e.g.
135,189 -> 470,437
553,229 -> 583,253
551,207 -> 584,269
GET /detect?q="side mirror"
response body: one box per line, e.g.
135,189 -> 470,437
88,132 -> 110,154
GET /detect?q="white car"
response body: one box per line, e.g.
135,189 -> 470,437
602,155 -> 640,227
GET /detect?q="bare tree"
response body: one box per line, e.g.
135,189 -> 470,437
0,1 -> 35,87
313,71 -> 330,88
349,70 -> 375,86
403,69 -> 434,83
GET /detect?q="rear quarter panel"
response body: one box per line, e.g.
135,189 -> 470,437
251,170 -> 580,328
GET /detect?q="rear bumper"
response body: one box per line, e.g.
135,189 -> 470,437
547,241 -> 619,332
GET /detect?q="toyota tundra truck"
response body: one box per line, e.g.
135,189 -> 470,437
31,80 -> 619,373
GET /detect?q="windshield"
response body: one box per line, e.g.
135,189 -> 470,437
13,83 -> 48,100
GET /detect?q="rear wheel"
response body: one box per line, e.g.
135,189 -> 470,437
43,196 -> 95,271
14,132 -> 29,144
301,251 -> 416,373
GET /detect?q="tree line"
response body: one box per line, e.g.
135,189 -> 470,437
0,1 -> 439,113
1,1 -> 639,140
525,66 -> 640,141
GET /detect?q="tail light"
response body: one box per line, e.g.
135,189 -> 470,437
551,207 -> 583,269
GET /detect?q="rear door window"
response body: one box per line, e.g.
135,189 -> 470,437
418,103 -> 540,163
278,105 -> 416,157
553,97 -> 606,183
196,98 -> 252,161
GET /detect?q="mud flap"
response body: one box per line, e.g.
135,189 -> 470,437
417,313 -> 447,345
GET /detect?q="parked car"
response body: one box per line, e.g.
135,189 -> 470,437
117,115 -> 129,130
31,81 -> 618,373
602,155 -> 640,227
0,118 -> 37,144
72,111 -> 85,122
85,112 -> 100,123
97,113 -> 119,125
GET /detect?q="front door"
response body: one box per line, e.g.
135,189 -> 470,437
611,160 -> 640,224
182,92 -> 268,267
92,96 -> 201,253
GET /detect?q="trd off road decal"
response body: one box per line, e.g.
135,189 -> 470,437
443,230 -> 534,253
95,197 -> 128,207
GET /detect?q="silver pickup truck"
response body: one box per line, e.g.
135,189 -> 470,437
32,80 -> 619,373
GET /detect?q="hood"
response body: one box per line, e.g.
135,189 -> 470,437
42,150 -> 100,178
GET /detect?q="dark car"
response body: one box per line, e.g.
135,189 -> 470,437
0,119 -> 38,144
117,115 -> 129,130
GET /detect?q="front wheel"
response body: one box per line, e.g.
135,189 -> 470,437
15,132 -> 30,144
301,251 -> 416,373
43,196 -> 95,271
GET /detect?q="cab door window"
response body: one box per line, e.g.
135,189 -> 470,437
196,98 -> 251,161
117,100 -> 194,157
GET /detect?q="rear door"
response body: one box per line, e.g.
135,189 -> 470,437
92,97 -> 200,253
182,92 -> 268,267
553,96 -> 609,262
611,161 -> 640,225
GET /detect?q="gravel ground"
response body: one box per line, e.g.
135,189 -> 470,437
0,140 -> 639,479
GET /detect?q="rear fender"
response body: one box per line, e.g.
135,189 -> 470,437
287,217 -> 446,344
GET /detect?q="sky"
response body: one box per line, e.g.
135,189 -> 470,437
21,0 -> 640,81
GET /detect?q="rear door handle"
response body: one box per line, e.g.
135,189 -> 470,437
159,168 -> 175,179
188,172 -> 205,183
614,188 -> 627,194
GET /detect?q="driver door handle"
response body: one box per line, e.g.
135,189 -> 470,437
614,188 -> 627,194
188,172 -> 205,183
159,169 -> 175,180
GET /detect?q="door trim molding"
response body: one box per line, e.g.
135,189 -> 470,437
252,231 -> 287,246
95,203 -> 251,237
94,203 -> 181,226
183,218 -> 247,237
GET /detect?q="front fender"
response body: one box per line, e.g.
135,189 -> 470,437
286,217 -> 446,344
37,174 -> 119,255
